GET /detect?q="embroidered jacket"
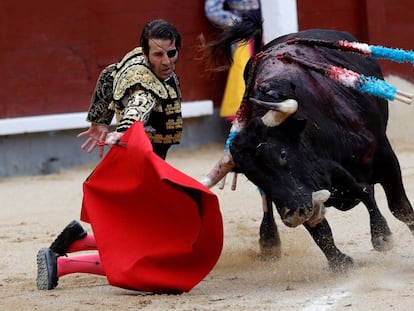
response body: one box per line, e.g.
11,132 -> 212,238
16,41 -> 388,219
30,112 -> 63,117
87,47 -> 182,145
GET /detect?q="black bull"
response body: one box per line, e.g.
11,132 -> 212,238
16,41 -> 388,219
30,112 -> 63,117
204,24 -> 414,271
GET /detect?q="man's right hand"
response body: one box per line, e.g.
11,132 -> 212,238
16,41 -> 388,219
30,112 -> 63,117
77,123 -> 109,158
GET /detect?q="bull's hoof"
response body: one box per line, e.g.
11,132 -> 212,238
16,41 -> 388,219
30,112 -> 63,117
371,233 -> 394,252
259,243 -> 282,260
259,216 -> 281,260
259,236 -> 281,260
328,254 -> 354,273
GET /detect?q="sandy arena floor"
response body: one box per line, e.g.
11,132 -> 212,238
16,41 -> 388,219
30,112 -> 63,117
1,76 -> 414,310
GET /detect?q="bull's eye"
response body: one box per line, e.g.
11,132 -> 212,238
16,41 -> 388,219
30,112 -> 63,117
256,143 -> 287,168
279,148 -> 287,165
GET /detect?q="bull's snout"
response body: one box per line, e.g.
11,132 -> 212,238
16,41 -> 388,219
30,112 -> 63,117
280,205 -> 314,228
280,190 -> 331,227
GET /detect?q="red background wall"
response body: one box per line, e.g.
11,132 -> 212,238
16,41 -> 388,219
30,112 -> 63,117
0,0 -> 226,118
2,0 -> 414,119
297,0 -> 414,81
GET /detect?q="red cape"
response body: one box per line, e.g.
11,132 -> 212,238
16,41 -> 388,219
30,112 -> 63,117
81,122 -> 223,293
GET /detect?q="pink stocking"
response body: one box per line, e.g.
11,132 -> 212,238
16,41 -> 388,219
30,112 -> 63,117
67,234 -> 97,253
57,253 -> 105,277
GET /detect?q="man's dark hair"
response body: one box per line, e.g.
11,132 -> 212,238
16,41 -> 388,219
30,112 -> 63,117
140,19 -> 182,55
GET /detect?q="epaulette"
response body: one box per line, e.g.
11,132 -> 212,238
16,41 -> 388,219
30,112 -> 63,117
112,47 -> 177,100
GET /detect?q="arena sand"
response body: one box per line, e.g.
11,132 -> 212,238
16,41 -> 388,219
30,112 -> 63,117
1,76 -> 414,310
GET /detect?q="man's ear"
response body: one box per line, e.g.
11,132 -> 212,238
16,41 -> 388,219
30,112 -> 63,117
143,53 -> 149,62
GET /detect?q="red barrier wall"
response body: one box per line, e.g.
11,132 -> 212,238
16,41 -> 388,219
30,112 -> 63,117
3,0 -> 414,118
0,0 -> 226,118
297,0 -> 414,81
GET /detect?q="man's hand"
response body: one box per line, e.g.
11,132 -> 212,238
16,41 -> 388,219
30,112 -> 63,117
105,132 -> 124,147
77,124 -> 109,158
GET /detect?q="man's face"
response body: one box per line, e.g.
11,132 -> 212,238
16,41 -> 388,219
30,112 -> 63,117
145,39 -> 178,81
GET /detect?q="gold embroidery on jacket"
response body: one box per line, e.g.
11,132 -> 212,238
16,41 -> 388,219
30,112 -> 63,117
147,132 -> 182,144
86,64 -> 117,125
164,102 -> 181,115
112,48 -> 171,100
115,90 -> 157,132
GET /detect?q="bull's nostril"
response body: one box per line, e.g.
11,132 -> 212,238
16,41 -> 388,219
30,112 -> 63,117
298,207 -> 306,217
282,208 -> 290,217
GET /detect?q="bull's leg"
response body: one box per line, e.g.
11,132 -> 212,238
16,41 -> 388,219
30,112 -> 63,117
329,164 -> 393,251
259,193 -> 281,258
385,188 -> 414,232
303,219 -> 353,273
375,144 -> 414,233
361,186 -> 393,251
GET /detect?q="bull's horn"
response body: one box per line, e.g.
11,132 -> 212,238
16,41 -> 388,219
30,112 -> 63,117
308,189 -> 331,227
312,189 -> 331,205
254,99 -> 298,127
199,152 -> 235,188
250,98 -> 298,113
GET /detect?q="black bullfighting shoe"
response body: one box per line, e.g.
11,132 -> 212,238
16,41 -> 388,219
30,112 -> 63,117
36,248 -> 58,290
49,220 -> 87,256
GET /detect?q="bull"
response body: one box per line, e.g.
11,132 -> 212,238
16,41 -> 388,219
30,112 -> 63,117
201,15 -> 414,272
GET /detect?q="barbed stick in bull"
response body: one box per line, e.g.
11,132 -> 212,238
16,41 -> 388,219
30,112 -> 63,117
287,37 -> 414,64
277,52 -> 413,105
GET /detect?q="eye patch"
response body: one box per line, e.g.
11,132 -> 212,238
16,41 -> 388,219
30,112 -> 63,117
167,49 -> 177,58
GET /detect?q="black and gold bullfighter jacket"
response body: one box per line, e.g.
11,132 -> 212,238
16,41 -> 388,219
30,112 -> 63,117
86,47 -> 182,145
